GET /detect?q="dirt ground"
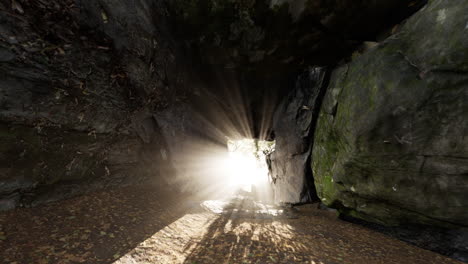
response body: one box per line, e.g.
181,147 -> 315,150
0,186 -> 463,264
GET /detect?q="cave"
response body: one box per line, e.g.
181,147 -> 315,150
0,0 -> 467,263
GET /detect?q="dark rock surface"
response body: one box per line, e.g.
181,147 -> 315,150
168,0 -> 426,137
170,0 -> 426,68
312,0 -> 468,228
267,67 -> 327,204
0,0 -> 190,209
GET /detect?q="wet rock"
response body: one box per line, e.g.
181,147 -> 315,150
268,67 -> 327,204
312,0 -> 468,227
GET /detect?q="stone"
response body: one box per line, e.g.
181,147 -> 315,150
268,67 -> 327,204
312,0 -> 468,227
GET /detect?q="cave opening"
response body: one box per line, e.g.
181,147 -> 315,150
225,138 -> 275,201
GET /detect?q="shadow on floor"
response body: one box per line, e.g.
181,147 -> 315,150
182,203 -> 461,264
182,214 -> 314,264
1,191 -> 463,264
0,185 -> 190,264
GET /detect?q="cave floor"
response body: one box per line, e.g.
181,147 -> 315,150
0,186 -> 461,264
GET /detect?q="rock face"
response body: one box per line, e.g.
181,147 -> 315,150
170,0 -> 426,68
168,0 -> 426,137
268,67 -> 327,204
0,0 -> 189,209
312,0 -> 468,227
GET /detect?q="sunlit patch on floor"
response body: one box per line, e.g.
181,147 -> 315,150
112,208 -> 311,264
112,195 -> 293,264
200,197 -> 292,219
113,211 -> 219,264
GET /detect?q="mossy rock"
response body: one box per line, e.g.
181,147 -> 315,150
312,0 -> 468,228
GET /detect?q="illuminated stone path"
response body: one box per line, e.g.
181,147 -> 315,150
0,187 -> 462,264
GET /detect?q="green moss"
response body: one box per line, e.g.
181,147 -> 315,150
312,111 -> 344,206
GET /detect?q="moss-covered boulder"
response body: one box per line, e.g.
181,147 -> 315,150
312,0 -> 468,227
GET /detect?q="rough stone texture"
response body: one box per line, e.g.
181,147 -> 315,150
77,0 -> 189,104
168,0 -> 426,137
312,0 -> 468,227
268,67 -> 326,204
170,0 -> 426,68
0,0 -> 187,209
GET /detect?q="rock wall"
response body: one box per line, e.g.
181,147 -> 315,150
170,0 -> 426,68
312,0 -> 468,227
0,0 -> 193,209
168,0 -> 426,137
267,67 -> 327,204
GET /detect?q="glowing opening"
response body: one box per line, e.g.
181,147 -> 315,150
224,138 -> 275,193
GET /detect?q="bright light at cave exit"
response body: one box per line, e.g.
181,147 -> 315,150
224,139 -> 275,191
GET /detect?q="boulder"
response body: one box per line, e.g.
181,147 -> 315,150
312,0 -> 468,227
268,67 -> 327,204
